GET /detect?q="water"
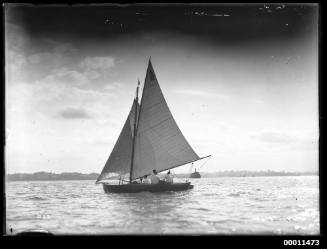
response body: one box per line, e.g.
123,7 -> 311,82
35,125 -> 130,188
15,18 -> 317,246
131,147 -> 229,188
5,176 -> 319,235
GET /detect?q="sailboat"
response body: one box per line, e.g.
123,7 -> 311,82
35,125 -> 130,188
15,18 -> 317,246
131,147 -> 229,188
96,59 -> 210,193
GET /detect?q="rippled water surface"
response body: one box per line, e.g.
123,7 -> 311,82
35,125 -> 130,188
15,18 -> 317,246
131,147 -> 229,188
6,176 -> 319,235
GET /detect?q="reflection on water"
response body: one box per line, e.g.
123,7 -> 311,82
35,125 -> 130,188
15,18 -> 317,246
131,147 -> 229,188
6,176 -> 319,235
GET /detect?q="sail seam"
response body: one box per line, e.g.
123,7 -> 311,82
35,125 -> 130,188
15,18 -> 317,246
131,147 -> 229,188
141,100 -> 165,112
138,116 -> 173,134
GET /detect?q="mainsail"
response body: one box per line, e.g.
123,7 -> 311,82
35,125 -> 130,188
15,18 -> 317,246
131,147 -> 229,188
132,60 -> 200,179
96,99 -> 139,182
97,59 -> 202,182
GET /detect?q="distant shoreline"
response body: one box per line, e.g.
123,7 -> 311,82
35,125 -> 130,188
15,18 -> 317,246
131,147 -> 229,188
6,171 -> 318,182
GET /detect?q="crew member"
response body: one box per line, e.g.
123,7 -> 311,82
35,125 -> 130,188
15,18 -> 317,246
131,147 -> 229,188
143,175 -> 150,184
164,170 -> 173,183
150,169 -> 160,184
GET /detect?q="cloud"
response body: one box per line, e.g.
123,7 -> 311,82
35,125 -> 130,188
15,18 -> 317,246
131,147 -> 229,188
26,42 -> 77,65
83,70 -> 100,80
252,131 -> 294,143
173,89 -> 209,96
102,82 -> 122,91
173,89 -> 230,100
6,79 -> 124,124
59,107 -> 91,119
39,66 -> 105,87
251,99 -> 265,104
6,50 -> 28,82
251,130 -> 318,148
6,40 -> 79,85
28,52 -> 52,64
53,43 -> 79,54
6,30 -> 111,87
27,42 -> 78,65
43,68 -> 89,86
27,50 -> 74,69
5,23 -> 29,51
5,23 -> 30,83
79,57 -> 115,71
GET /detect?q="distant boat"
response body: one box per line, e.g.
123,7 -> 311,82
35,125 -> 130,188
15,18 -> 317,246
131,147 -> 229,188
190,168 -> 201,178
96,59 -> 210,193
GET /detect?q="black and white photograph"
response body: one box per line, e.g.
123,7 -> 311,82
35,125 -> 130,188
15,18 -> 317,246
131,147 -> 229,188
4,3 -> 319,236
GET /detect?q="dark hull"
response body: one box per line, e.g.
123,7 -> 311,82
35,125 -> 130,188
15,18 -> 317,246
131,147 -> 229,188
190,172 -> 201,178
103,182 -> 193,193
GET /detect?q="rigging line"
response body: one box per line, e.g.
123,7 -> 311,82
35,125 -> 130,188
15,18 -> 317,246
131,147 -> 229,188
131,155 -> 211,180
198,156 -> 211,170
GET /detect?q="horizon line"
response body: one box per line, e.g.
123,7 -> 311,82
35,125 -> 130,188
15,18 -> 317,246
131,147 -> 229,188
6,169 -> 319,175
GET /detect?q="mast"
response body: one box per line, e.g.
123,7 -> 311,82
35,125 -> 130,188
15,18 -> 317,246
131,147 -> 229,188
129,80 -> 140,182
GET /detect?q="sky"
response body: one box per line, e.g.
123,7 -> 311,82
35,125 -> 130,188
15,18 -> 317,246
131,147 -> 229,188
5,3 -> 319,174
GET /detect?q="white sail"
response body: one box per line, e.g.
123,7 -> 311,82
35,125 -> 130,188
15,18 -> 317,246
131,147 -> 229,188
96,99 -> 139,182
131,60 -> 200,179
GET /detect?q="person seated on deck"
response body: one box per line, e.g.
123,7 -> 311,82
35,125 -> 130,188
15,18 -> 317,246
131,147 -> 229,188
164,170 -> 173,183
143,175 -> 150,184
150,169 -> 160,184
